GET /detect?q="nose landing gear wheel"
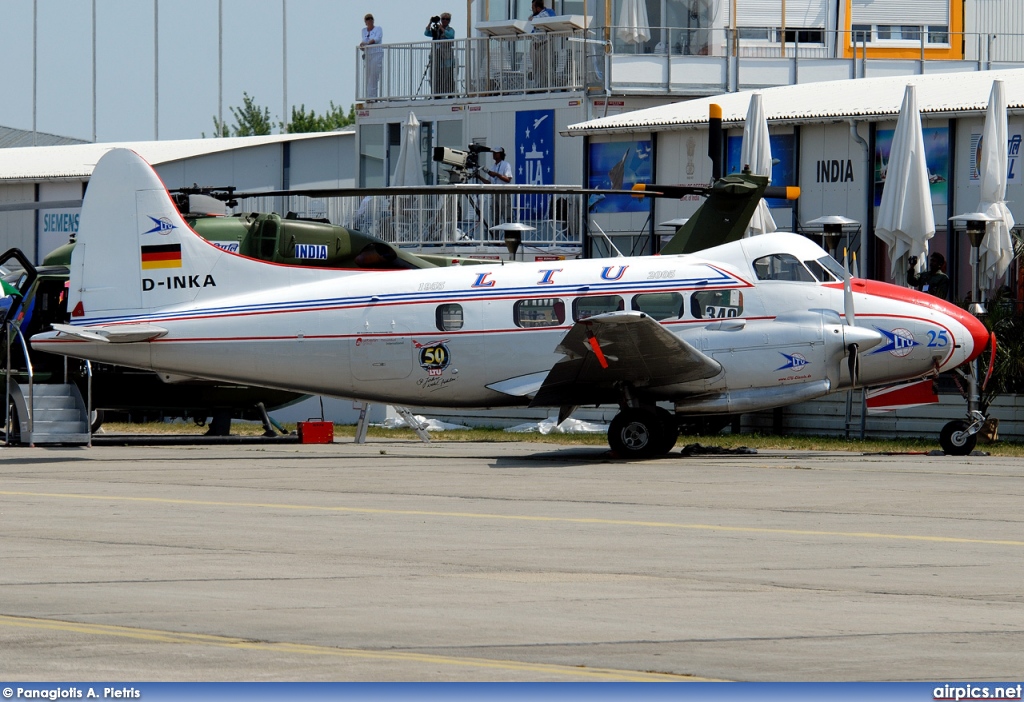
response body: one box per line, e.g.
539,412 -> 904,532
939,419 -> 976,456
609,408 -> 668,459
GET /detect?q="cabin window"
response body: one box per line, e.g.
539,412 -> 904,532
691,289 -> 743,319
631,292 -> 684,321
753,253 -> 816,282
514,298 -> 566,328
436,303 -> 463,331
572,295 -> 623,321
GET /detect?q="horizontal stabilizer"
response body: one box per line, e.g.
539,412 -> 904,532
50,323 -> 168,344
486,371 -> 550,398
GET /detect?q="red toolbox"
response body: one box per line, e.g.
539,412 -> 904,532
297,420 -> 334,444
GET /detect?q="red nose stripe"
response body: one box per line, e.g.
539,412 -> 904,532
826,279 -> 990,363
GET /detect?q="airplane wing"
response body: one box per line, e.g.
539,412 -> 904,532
48,323 -> 168,344
530,311 -> 721,407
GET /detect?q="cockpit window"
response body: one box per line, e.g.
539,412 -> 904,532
753,253 -> 816,282
805,259 -> 839,282
816,255 -> 848,280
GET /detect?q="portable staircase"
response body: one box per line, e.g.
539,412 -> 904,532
7,380 -> 91,446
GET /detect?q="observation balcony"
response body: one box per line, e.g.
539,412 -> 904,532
355,28 -> 1024,102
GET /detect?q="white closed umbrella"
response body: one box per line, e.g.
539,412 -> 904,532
616,0 -> 651,45
393,111 -> 425,187
740,92 -> 776,237
977,79 -> 1016,291
875,84 -> 935,286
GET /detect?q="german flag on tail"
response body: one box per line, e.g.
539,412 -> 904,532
141,244 -> 182,270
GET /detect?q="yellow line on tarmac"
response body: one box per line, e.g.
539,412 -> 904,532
0,615 -> 715,681
2,490 -> 1022,548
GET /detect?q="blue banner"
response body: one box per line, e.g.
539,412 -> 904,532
588,140 -> 653,213
726,133 -> 796,208
515,109 -> 555,186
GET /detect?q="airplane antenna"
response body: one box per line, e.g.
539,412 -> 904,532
590,221 -> 624,258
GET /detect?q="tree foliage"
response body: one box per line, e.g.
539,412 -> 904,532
208,95 -> 354,137
286,102 -> 355,133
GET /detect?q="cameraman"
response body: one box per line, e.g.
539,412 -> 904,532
482,147 -> 514,229
907,252 -> 949,300
424,12 -> 456,97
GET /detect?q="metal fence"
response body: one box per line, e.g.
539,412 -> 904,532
236,192 -> 586,250
358,28 -> 1024,102
356,30 -> 589,101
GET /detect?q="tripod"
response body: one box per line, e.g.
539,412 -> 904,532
417,57 -> 432,96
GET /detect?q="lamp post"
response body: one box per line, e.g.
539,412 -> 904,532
806,215 -> 859,262
948,212 -> 999,431
657,217 -> 689,252
490,222 -> 536,261
949,212 -> 998,318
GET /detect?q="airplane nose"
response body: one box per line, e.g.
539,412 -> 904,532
933,299 -> 990,363
961,309 -> 991,363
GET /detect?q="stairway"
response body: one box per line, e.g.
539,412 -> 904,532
7,381 -> 91,446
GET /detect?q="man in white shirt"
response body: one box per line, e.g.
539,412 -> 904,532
484,147 -> 514,229
528,0 -> 556,87
360,14 -> 383,99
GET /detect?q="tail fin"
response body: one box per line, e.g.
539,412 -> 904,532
70,148 -> 337,325
71,149 -> 231,322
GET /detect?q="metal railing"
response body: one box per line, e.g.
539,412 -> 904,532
359,28 -> 1024,102
237,192 -> 586,250
606,27 -> 1024,61
4,320 -> 33,445
356,30 -> 589,101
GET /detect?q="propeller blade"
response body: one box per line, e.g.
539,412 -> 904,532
843,248 -> 855,327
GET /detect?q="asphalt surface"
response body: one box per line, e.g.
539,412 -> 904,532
1,439 -> 1022,681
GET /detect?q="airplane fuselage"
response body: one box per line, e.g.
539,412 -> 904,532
38,238 -> 985,414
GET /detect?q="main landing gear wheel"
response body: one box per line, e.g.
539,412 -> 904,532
939,419 -> 976,456
609,408 -> 672,459
653,406 -> 679,455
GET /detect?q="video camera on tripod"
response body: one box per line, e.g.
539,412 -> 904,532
432,144 -> 493,183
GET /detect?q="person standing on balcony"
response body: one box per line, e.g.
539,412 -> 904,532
483,147 -> 514,229
424,12 -> 456,97
528,0 -> 556,88
361,13 -> 384,99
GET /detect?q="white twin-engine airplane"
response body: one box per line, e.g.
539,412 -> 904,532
33,149 -> 990,457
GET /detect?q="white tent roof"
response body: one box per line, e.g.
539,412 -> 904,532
0,130 -> 353,182
567,69 -> 1024,135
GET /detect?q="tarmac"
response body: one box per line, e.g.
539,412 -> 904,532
1,438 -> 1022,682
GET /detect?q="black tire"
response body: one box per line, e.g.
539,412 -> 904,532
89,409 -> 104,434
608,407 -> 664,459
653,406 -> 678,455
5,399 -> 22,445
940,420 -> 976,456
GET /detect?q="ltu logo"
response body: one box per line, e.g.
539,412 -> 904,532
144,216 -> 177,235
776,352 -> 809,371
873,327 -> 918,358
